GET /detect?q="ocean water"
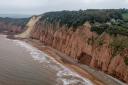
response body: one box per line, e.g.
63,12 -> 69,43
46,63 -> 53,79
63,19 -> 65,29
0,35 -> 93,85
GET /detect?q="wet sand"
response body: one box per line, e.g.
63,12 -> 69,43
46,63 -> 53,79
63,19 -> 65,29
0,35 -> 93,85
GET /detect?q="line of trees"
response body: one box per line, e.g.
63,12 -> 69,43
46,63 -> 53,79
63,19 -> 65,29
40,9 -> 127,27
40,9 -> 128,36
0,17 -> 29,27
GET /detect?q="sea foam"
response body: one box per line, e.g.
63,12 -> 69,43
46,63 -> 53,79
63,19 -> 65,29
13,40 -> 93,85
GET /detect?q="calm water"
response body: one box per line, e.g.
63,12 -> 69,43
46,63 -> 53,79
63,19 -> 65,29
0,35 -> 93,85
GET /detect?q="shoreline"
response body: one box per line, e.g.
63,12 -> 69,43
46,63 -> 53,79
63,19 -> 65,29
6,34 -> 127,85
24,38 -> 127,85
21,38 -> 105,85
12,36 -> 95,85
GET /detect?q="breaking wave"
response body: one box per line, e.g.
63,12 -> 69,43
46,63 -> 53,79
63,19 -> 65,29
13,40 -> 93,85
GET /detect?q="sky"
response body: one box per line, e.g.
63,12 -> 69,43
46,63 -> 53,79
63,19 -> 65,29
0,0 -> 128,15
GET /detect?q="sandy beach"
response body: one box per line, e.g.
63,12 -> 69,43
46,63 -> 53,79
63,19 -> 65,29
24,38 -> 127,85
0,35 -> 94,85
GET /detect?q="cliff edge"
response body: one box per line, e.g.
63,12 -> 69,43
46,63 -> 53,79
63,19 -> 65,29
19,10 -> 128,83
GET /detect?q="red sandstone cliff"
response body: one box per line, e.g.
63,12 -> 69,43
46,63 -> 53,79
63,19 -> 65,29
21,16 -> 128,83
17,16 -> 41,38
0,21 -> 22,34
0,18 -> 28,34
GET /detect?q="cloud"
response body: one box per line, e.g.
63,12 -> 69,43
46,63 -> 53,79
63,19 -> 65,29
0,0 -> 45,9
0,0 -> 128,15
125,0 -> 128,2
82,0 -> 104,3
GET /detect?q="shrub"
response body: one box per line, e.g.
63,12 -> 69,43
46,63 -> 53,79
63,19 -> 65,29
124,57 -> 128,65
96,38 -> 105,46
110,36 -> 128,57
40,9 -> 124,28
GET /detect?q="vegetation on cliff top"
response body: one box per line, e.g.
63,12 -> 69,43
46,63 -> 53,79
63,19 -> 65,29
0,17 -> 29,27
41,9 -> 122,26
40,9 -> 128,58
40,9 -> 128,36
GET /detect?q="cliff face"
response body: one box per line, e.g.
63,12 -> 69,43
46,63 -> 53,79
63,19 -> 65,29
18,16 -> 41,38
23,17 -> 128,83
0,18 -> 28,34
0,21 -> 22,34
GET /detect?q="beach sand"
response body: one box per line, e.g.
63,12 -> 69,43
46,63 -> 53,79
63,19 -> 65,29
0,35 -> 94,85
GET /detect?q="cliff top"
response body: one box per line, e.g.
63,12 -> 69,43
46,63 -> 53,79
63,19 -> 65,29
38,9 -> 128,36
